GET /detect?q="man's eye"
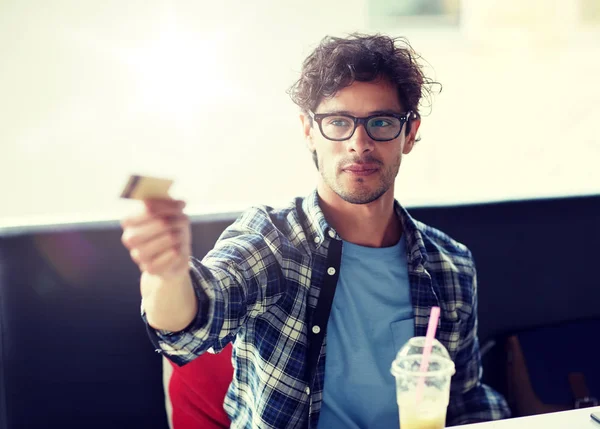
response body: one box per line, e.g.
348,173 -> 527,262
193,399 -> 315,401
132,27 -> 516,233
328,117 -> 351,127
370,118 -> 392,127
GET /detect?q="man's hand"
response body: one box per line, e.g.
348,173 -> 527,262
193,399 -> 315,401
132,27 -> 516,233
121,199 -> 190,278
121,199 -> 198,332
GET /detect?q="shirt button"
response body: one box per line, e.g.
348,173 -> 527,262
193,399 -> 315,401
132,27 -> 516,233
305,386 -> 311,395
314,236 -> 321,244
327,267 -> 336,276
312,325 -> 321,334
328,229 -> 336,239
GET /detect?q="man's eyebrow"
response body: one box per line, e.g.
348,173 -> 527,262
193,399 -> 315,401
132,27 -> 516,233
318,109 -> 405,116
369,109 -> 405,116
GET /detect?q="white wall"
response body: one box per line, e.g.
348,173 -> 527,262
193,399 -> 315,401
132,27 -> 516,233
1,0 -> 598,226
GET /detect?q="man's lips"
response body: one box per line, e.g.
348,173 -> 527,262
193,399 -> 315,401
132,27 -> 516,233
342,163 -> 379,176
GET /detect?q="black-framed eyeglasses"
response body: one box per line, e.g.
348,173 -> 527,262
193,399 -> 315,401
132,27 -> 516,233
309,111 -> 414,142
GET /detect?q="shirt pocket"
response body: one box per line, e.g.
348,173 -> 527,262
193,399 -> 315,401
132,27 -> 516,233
390,310 -> 415,353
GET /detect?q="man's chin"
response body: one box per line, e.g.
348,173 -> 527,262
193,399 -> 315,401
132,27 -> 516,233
336,188 -> 384,205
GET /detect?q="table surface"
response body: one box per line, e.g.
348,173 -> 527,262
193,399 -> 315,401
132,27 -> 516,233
454,407 -> 600,428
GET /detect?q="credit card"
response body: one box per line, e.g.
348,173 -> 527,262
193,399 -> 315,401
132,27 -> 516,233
120,174 -> 173,200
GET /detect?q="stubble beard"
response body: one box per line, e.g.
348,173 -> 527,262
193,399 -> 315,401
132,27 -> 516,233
319,154 -> 401,205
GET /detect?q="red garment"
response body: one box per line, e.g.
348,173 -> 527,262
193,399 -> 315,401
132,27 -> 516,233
168,344 -> 233,429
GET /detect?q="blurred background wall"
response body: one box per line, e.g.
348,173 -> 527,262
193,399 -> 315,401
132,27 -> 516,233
1,0 -> 598,226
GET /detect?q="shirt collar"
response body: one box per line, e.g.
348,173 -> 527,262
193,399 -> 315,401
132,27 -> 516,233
302,189 -> 332,249
302,189 -> 429,265
394,202 -> 428,269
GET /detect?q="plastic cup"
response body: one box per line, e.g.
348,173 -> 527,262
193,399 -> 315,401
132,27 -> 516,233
390,337 -> 456,429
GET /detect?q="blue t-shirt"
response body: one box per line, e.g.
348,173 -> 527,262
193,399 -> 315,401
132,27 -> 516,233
318,235 -> 415,429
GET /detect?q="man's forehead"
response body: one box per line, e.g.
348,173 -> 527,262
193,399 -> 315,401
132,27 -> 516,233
315,80 -> 403,113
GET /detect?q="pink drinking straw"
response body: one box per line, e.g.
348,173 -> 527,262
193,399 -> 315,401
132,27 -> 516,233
415,306 -> 441,404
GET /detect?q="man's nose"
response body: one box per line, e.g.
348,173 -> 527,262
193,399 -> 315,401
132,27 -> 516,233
347,124 -> 374,154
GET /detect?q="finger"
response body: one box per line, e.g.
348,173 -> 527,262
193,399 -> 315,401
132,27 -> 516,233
122,217 -> 166,248
133,229 -> 184,264
121,201 -> 186,228
122,215 -> 189,248
142,248 -> 179,275
121,211 -> 189,246
121,206 -> 184,228
144,199 -> 186,213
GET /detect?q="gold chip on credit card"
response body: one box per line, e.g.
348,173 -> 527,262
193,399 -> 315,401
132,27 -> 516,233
120,174 -> 174,200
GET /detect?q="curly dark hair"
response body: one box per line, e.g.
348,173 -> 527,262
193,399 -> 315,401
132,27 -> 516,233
288,33 -> 439,128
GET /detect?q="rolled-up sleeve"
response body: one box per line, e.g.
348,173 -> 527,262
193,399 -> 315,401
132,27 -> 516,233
142,223 -> 284,366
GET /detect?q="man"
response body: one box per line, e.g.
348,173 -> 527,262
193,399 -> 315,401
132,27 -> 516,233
121,33 -> 510,428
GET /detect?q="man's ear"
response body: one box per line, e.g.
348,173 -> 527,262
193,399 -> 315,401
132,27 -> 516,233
402,118 -> 421,155
300,113 -> 316,152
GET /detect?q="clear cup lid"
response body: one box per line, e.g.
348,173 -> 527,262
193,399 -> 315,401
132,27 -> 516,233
391,337 -> 456,377
396,337 -> 451,360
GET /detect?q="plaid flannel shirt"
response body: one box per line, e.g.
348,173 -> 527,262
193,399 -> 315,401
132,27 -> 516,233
146,190 -> 510,428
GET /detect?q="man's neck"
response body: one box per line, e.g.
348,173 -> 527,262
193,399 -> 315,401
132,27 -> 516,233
317,183 -> 402,248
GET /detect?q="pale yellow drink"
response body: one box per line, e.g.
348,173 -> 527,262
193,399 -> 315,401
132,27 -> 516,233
391,338 -> 455,429
398,394 -> 447,429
